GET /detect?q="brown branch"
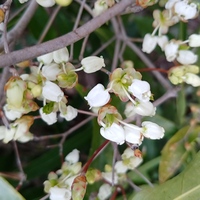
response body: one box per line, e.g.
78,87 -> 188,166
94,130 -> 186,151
0,0 -> 135,68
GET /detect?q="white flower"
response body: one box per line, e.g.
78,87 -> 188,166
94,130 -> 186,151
3,104 -> 23,121
141,121 -> 164,139
84,84 -> 110,108
124,124 -> 143,145
128,79 -> 151,102
37,52 -> 53,64
164,41 -> 179,62
102,172 -> 118,185
177,50 -> 197,65
189,34 -> 200,47
100,123 -> 125,145
165,0 -> 180,9
42,63 -> 62,81
114,161 -> 128,174
124,102 -> 136,118
142,34 -> 158,53
92,0 -> 108,17
174,1 -> 197,20
157,35 -> 168,50
183,73 -> 200,87
60,105 -> 78,121
49,186 -> 71,200
53,48 -> 69,63
2,127 -> 16,143
65,149 -> 80,164
39,108 -> 57,125
81,56 -> 105,73
42,81 -> 64,102
97,184 -> 112,200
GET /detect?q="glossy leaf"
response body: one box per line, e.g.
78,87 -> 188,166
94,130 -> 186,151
0,176 -> 25,200
159,126 -> 200,183
132,151 -> 200,200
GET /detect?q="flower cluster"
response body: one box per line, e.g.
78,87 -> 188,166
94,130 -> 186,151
142,0 -> 200,87
84,60 -> 164,146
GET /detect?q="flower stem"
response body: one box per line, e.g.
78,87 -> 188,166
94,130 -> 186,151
82,140 -> 110,173
137,68 -> 168,74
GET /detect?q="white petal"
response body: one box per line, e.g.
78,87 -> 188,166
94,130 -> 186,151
53,48 -> 69,63
39,108 -> 57,125
49,187 -> 71,200
177,50 -> 197,65
42,63 -> 62,81
60,105 -> 78,121
142,34 -> 157,53
65,149 -> 80,164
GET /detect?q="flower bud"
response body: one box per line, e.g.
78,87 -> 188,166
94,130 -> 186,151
92,0 -> 108,17
97,184 -> 112,200
164,41 -> 179,62
42,63 -> 62,81
189,34 -> 200,47
81,56 -> 105,73
55,0 -> 72,7
141,121 -> 164,139
183,73 -> 200,87
177,50 -> 198,65
5,77 -> 26,109
65,149 -> 80,164
100,123 -> 125,145
0,8 -> 5,23
142,34 -> 157,53
84,84 -> 110,108
31,85 -> 42,98
49,187 -> 71,200
53,47 -> 69,63
37,52 -> 53,64
42,81 -> 64,102
128,79 -> 151,102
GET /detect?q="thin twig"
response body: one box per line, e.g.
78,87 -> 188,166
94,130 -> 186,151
79,34 -> 90,60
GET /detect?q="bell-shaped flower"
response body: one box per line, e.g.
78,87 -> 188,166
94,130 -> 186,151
124,124 -> 143,145
39,108 -> 57,125
37,52 -> 53,64
60,105 -> 78,121
165,0 -> 180,9
42,81 -> 64,102
65,149 -> 80,164
121,148 -> 143,169
49,186 -> 71,200
84,84 -> 110,108
3,104 -> 23,121
92,0 -> 108,17
102,172 -> 118,185
100,123 -> 125,145
141,121 -> 164,139
142,34 -> 157,53
157,35 -> 168,50
177,50 -> 198,65
164,41 -> 179,62
53,47 -> 69,63
0,126 -> 15,143
5,77 -> 27,109
97,184 -> 112,200
114,161 -> 128,174
128,79 -> 151,102
189,34 -> 200,47
183,73 -> 200,87
13,116 -> 34,141
81,56 -> 105,73
42,63 -> 62,81
174,1 -> 197,20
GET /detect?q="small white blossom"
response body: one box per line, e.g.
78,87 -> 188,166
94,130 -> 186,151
84,84 -> 110,108
174,1 -> 197,20
49,187 -> 71,200
93,0 -> 108,17
60,105 -> 78,121
100,123 -> 125,145
141,121 -> 164,139
53,47 -> 69,63
124,124 -> 143,145
128,79 -> 151,102
3,104 -> 23,121
102,172 -> 118,185
65,149 -> 80,164
164,41 -> 179,62
42,81 -> 64,102
39,108 -> 57,125
177,50 -> 198,65
37,52 -> 53,64
183,73 -> 200,87
142,34 -> 158,53
81,56 -> 105,73
189,34 -> 200,47
42,63 -> 62,81
114,161 -> 128,174
157,35 -> 168,50
165,0 -> 180,9
97,184 -> 112,200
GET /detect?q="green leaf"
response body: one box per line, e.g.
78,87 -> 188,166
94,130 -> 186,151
43,102 -> 55,114
159,126 -> 200,183
132,151 -> 200,200
0,177 -> 25,200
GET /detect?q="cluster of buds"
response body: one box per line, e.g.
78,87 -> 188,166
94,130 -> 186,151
142,0 -> 200,87
84,60 -> 164,147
